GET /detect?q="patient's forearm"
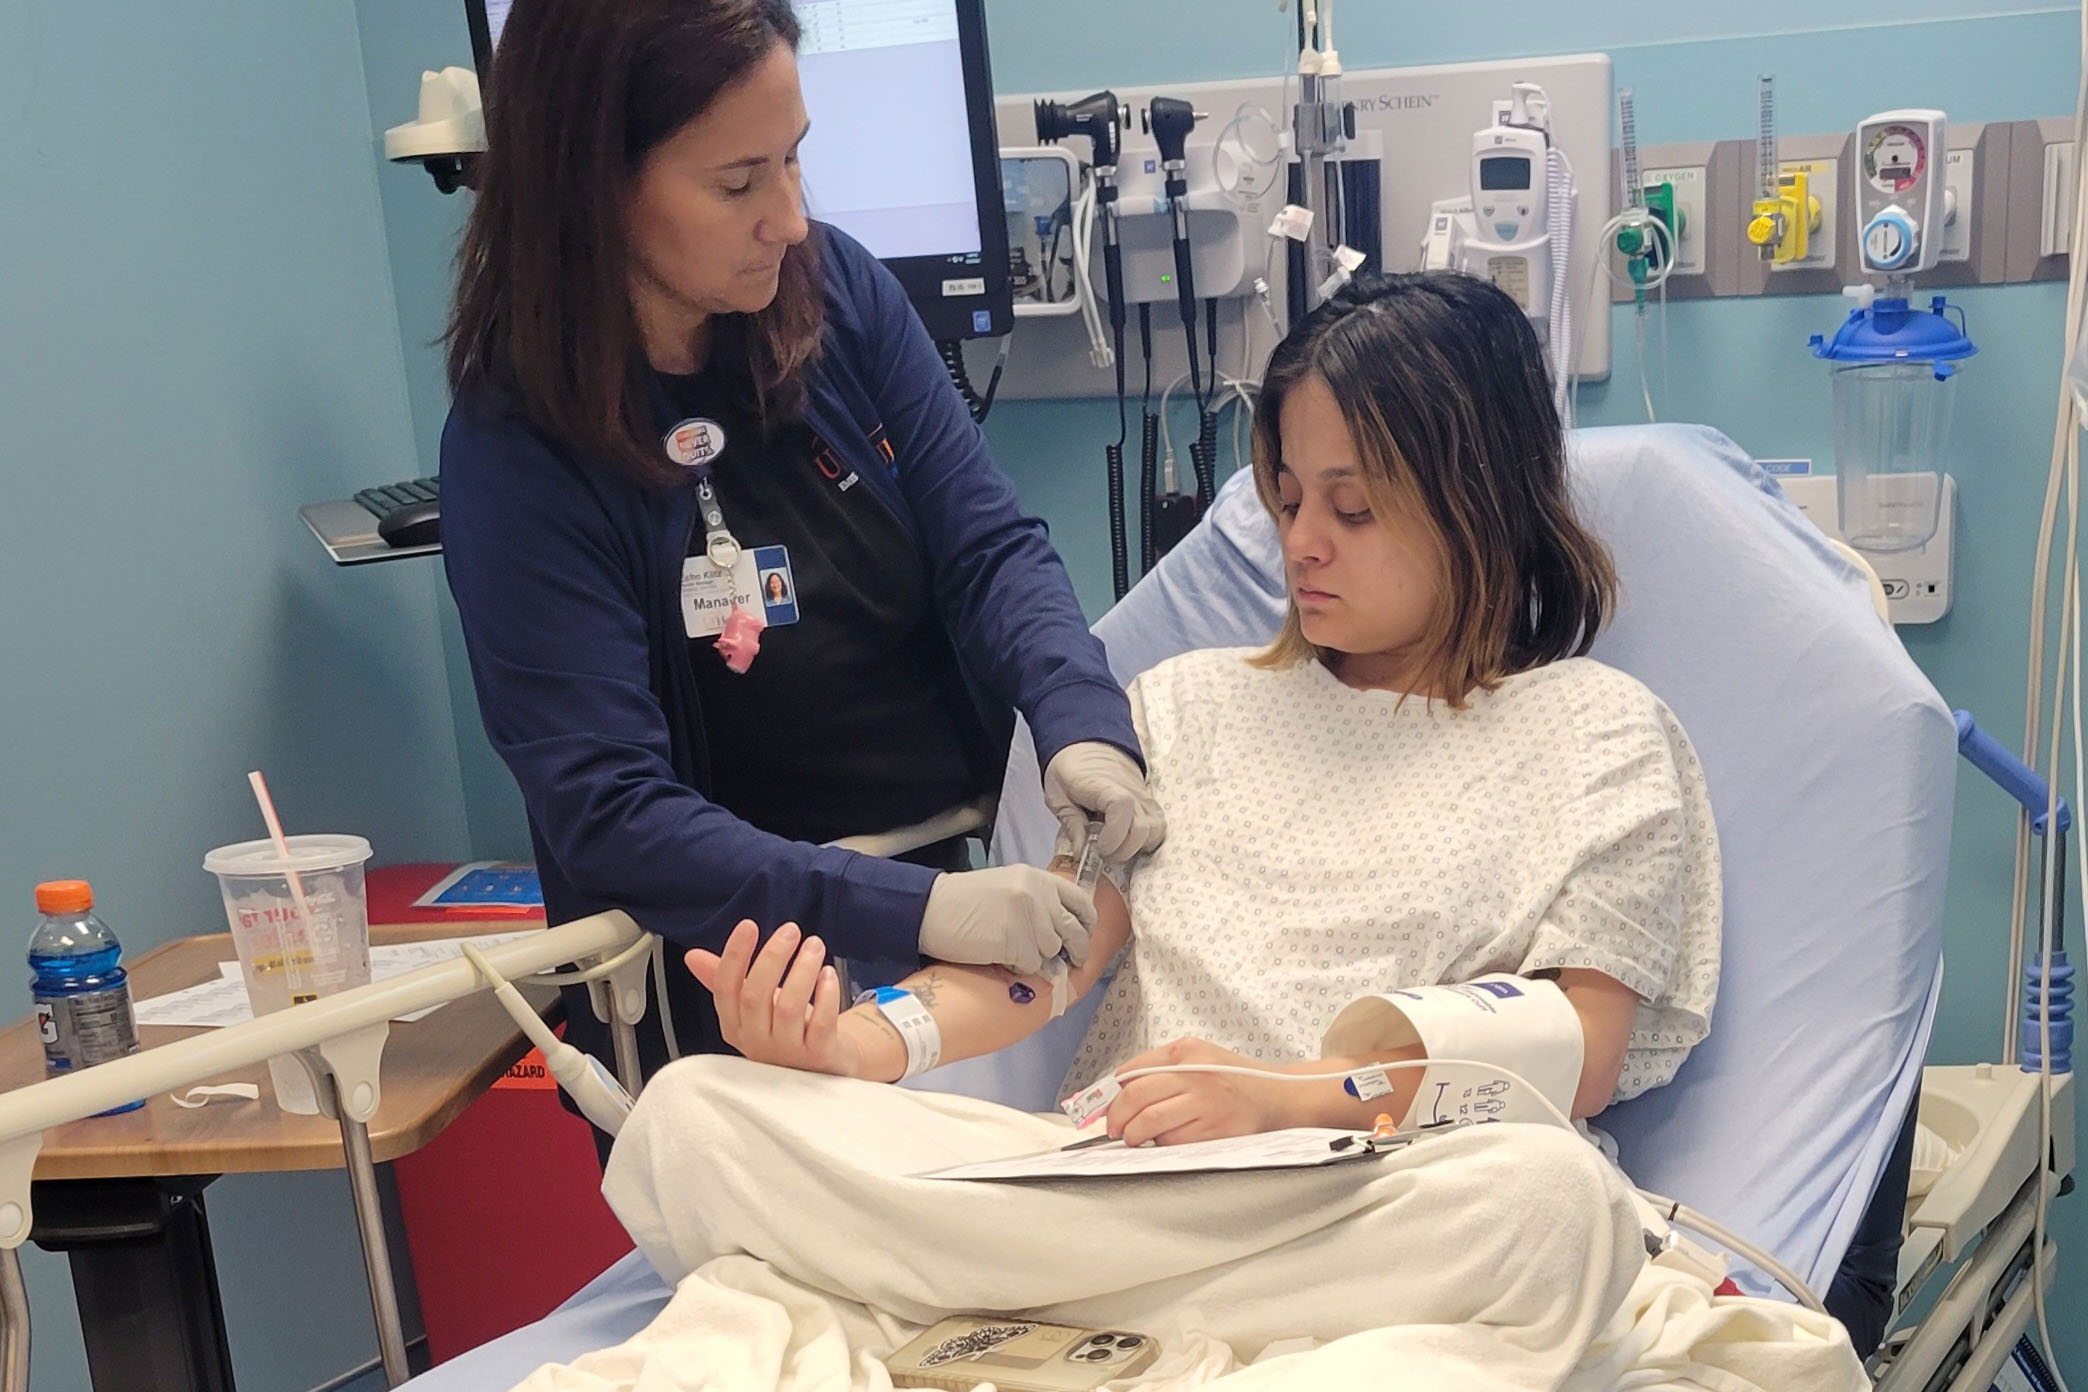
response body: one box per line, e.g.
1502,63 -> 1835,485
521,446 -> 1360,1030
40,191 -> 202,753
840,872 -> 1130,1085
1274,1048 -> 1430,1132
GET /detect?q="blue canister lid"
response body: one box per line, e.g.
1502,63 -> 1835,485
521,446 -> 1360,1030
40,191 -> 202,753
1809,295 -> 1978,378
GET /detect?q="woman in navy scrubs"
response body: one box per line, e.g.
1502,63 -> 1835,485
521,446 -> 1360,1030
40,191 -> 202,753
439,0 -> 1162,1076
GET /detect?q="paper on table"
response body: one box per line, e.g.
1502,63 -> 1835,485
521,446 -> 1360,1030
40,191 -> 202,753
136,932 -> 541,1029
916,1128 -> 1389,1182
133,975 -> 256,1029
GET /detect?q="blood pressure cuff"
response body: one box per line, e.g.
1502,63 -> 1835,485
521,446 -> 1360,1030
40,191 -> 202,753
1320,974 -> 1584,1126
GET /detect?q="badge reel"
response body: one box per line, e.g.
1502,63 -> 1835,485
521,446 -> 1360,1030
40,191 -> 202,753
670,418 -> 766,673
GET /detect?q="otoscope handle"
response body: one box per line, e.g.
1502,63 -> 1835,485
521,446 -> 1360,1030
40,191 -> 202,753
1168,177 -> 1199,328
1102,208 -> 1128,331
1104,255 -> 1127,331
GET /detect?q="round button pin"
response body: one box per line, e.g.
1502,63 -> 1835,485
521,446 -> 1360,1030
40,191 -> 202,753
664,417 -> 727,469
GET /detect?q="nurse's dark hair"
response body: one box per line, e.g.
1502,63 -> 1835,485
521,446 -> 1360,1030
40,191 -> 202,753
446,0 -> 821,487
1249,271 -> 1615,705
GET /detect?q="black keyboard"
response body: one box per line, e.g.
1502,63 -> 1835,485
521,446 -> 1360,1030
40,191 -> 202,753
353,477 -> 442,547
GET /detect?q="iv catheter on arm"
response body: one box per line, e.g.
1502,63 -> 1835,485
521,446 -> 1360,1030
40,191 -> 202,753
685,852 -> 1132,1084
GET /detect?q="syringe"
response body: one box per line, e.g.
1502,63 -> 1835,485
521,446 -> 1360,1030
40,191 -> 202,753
1071,815 -> 1107,895
1007,817 -> 1106,1011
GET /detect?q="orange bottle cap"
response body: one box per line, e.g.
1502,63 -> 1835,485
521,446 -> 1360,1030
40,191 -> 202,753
35,881 -> 94,915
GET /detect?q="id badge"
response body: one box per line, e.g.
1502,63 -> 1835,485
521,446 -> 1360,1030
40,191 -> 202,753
750,545 -> 800,627
680,549 -> 760,638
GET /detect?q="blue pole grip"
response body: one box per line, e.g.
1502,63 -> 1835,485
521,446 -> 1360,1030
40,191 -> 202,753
1955,711 -> 2073,835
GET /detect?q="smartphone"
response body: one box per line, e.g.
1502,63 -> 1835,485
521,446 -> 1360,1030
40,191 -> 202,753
882,1316 -> 1159,1391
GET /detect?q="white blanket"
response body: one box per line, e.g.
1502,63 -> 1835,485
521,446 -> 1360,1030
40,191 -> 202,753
513,1057 -> 1864,1392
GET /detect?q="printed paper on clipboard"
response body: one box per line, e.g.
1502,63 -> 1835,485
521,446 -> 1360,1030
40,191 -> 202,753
916,1128 -> 1399,1183
412,861 -> 544,911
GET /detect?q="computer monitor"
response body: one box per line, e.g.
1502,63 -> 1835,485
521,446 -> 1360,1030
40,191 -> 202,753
465,0 -> 1011,342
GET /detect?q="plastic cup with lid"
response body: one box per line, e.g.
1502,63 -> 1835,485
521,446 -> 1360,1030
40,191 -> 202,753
202,834 -> 373,1113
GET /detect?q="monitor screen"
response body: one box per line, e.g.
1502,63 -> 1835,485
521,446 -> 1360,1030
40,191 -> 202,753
1478,154 -> 1532,192
467,0 -> 1010,340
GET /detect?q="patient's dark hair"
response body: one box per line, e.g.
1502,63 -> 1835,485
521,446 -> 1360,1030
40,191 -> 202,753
1249,271 -> 1615,706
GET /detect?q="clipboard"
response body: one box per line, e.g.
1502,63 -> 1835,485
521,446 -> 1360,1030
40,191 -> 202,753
916,1126 -> 1427,1183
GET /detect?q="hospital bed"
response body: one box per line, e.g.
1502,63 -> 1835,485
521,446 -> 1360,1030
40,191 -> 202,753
0,425 -> 2070,1391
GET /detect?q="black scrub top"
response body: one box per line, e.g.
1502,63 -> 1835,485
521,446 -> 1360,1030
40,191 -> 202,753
658,369 -> 1001,847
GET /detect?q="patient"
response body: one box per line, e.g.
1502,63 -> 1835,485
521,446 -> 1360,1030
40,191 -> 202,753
687,268 -> 1719,1142
545,277 -> 1864,1392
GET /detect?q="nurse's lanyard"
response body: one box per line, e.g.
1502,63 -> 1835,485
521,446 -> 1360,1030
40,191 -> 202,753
695,468 -> 738,571
667,416 -> 766,672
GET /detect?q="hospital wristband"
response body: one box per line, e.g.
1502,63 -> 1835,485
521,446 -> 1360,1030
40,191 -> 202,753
871,987 -> 942,1081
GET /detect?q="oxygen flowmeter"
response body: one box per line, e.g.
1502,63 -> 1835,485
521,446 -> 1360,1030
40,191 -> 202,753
1745,76 -> 1822,266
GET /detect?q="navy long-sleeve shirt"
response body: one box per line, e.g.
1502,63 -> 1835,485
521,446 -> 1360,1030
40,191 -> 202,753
441,225 -> 1137,979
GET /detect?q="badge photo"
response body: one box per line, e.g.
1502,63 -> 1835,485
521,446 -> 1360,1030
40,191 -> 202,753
752,545 -> 800,627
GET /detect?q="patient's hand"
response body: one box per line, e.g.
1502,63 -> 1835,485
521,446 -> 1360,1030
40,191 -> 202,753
687,921 -> 864,1079
1103,1037 -> 1295,1146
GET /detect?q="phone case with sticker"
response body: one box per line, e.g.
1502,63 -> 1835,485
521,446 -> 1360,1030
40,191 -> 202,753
882,1316 -> 1158,1391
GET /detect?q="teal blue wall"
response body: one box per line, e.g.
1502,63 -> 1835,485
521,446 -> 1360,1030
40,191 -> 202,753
2,0 -> 472,1387
6,1 -> 2061,1387
351,0 -> 537,863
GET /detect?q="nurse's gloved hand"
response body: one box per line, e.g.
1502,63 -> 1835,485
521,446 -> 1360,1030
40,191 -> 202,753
1044,742 -> 1167,864
919,866 -> 1096,974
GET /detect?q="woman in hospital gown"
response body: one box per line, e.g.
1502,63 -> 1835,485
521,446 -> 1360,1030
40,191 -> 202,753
692,268 -> 1719,1141
568,273 -> 1863,1391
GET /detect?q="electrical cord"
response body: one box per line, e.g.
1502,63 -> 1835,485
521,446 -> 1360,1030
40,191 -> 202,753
1159,370 -> 1259,486
1190,410 -> 1219,510
1189,301 -> 1223,507
2014,0 -> 2088,1067
513,931 -> 657,988
1213,101 -> 1286,203
1106,430 -> 1130,601
1040,211 -> 1069,303
1098,1055 -> 1825,1314
1139,303 -> 1158,574
1235,284 -> 1267,476
652,936 -> 681,1064
1068,173 -> 1110,370
1104,183 -> 1133,602
2050,439 -> 2075,1390
1545,144 -> 1577,426
461,942 -> 635,1137
935,337 -> 1009,423
2012,6 -> 2088,1381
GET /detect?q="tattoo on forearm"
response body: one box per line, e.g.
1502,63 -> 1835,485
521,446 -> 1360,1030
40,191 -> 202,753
852,1004 -> 906,1047
911,972 -> 943,1008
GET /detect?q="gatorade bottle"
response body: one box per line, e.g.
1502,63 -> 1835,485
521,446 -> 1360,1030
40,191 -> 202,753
29,881 -> 142,1113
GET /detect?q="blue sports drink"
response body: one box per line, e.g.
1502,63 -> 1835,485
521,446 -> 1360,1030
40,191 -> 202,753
29,880 -> 142,1114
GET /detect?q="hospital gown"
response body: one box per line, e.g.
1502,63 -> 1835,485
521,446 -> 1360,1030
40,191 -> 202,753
1067,648 -> 1721,1101
553,657 -> 1862,1392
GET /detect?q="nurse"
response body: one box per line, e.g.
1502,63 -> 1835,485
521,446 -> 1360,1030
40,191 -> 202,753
439,0 -> 1161,1074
